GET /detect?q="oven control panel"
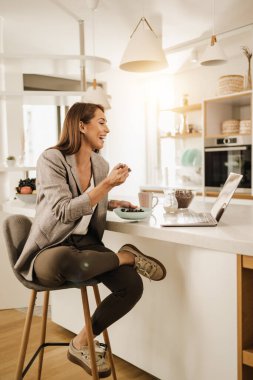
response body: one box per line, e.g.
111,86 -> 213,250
205,135 -> 252,147
216,137 -> 237,145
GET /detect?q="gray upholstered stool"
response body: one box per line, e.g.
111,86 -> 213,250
3,214 -> 117,380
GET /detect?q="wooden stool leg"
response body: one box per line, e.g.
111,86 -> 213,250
37,291 -> 50,380
80,287 -> 99,380
93,285 -> 118,380
15,289 -> 37,380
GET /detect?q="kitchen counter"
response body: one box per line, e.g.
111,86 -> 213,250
2,198 -> 253,379
3,196 -> 253,255
106,199 -> 253,256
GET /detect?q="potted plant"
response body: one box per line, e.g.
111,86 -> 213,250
6,155 -> 16,167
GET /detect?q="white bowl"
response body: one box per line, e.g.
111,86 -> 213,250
15,193 -> 37,204
114,207 -> 152,220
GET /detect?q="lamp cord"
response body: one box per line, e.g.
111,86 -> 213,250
92,9 -> 96,84
212,0 -> 215,36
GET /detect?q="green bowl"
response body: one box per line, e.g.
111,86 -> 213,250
114,207 -> 152,220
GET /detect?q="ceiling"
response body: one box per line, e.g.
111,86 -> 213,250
0,0 -> 253,73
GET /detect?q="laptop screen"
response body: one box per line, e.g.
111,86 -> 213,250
210,172 -> 243,221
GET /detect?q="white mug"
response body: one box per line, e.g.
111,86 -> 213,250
138,192 -> 159,209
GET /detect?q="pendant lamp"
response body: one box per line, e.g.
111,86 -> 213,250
200,0 -> 226,66
84,0 -> 111,109
120,17 -> 168,72
85,79 -> 111,109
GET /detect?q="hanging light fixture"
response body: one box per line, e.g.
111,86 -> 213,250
120,17 -> 168,72
200,0 -> 226,66
84,0 -> 111,109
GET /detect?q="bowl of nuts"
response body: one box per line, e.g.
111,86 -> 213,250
175,189 -> 194,209
114,207 -> 152,220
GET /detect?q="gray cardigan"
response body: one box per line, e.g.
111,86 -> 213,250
14,148 -> 109,281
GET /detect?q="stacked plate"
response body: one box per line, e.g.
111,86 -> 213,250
239,119 -> 251,134
221,119 -> 240,134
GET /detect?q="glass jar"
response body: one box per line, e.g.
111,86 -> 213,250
163,189 -> 178,214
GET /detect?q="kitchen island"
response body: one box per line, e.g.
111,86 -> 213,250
3,198 -> 253,380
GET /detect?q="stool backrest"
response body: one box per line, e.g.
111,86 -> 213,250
3,214 -> 32,268
2,214 -> 43,290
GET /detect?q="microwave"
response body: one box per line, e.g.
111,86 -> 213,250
204,136 -> 251,193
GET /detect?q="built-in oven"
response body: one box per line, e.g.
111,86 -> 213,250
205,136 -> 251,193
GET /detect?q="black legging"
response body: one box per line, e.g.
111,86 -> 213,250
33,234 -> 143,336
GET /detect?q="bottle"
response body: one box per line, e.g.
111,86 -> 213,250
163,189 -> 178,214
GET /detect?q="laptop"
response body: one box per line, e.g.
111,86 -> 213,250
161,172 -> 243,227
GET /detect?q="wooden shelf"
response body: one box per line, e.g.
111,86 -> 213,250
160,103 -> 202,113
161,132 -> 202,139
243,348 -> 253,367
204,90 -> 252,106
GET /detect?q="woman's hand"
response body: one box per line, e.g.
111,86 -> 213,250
108,200 -> 137,211
106,163 -> 131,187
87,163 -> 132,207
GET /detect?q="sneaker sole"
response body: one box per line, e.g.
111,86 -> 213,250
67,351 -> 111,378
121,244 -> 167,281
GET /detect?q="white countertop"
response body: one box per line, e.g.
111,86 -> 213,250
2,197 -> 253,256
106,199 -> 253,256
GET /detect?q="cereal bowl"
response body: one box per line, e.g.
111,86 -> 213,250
114,207 -> 152,220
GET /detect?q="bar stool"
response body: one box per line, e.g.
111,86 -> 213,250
3,214 -> 117,380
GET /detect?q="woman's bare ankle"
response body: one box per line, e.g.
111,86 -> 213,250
73,336 -> 88,350
117,251 -> 135,266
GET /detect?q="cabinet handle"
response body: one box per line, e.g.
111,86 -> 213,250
205,146 -> 247,152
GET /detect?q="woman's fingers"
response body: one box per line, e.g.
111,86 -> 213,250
115,163 -> 131,172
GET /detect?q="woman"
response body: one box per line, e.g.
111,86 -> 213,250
15,102 -> 166,377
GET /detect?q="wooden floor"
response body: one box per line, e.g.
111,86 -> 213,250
0,309 -> 158,380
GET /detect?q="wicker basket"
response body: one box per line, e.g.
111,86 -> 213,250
221,119 -> 240,134
218,75 -> 244,95
239,120 -> 251,134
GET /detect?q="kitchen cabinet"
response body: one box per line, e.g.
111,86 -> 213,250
203,91 -> 253,197
204,90 -> 252,138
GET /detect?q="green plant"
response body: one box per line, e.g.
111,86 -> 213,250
6,155 -> 16,160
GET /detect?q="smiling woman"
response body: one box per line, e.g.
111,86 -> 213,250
13,100 -> 166,377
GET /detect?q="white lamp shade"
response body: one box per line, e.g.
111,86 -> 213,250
200,41 -> 227,66
84,85 -> 111,109
120,26 -> 168,72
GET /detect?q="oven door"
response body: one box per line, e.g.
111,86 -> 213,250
205,145 -> 251,192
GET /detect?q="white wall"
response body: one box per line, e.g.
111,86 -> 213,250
100,69 -> 146,197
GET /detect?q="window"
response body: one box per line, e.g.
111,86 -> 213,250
22,105 -> 59,165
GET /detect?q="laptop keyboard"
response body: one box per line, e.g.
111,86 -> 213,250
184,211 -> 215,224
